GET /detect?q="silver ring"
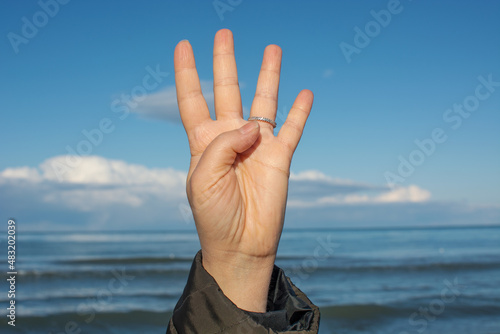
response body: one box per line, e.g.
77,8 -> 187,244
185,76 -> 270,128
247,116 -> 277,128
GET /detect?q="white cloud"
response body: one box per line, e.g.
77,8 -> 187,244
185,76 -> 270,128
0,156 -> 188,229
375,185 -> 431,203
288,185 -> 430,207
317,185 -> 430,205
1,159 -> 497,230
288,170 -> 430,208
0,166 -> 41,182
36,155 -> 186,188
291,170 -> 367,185
131,80 -> 214,122
289,170 -> 388,202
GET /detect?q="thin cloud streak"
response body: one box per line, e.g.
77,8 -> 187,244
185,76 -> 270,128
1,156 -> 497,230
131,80 -> 214,122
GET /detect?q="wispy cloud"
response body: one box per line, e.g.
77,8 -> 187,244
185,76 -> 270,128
1,157 -> 497,230
0,156 -> 188,230
288,170 -> 430,207
131,80 -> 214,122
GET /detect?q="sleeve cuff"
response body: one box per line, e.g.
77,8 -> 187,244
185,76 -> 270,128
167,250 -> 320,333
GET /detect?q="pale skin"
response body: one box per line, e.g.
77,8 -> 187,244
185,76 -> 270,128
174,29 -> 313,313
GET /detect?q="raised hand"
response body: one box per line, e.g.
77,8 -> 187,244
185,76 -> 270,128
174,29 -> 313,312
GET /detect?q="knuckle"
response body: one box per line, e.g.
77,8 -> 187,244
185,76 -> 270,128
254,90 -> 277,102
214,77 -> 239,88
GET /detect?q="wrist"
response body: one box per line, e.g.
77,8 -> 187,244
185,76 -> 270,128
201,249 -> 276,312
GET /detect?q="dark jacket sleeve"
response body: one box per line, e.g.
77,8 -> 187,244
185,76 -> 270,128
167,250 -> 320,334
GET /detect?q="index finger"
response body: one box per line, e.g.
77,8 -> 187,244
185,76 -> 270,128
174,40 -> 211,133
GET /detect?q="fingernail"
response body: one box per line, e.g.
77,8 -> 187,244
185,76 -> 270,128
240,121 -> 259,134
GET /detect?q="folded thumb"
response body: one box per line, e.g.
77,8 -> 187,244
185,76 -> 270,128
193,122 -> 260,183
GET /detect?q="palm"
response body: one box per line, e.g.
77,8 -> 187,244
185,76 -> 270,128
174,29 -> 313,261
190,119 -> 291,257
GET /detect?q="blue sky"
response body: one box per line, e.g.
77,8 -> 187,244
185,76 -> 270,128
1,0 -> 499,230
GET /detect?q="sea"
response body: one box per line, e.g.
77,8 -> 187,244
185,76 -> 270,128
1,226 -> 499,334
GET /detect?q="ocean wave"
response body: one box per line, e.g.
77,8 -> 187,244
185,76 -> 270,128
320,303 -> 404,319
284,259 -> 500,274
14,302 -> 500,328
7,309 -> 172,331
17,232 -> 199,243
57,254 -> 305,265
3,289 -> 181,303
58,255 -> 195,265
17,267 -> 190,280
16,258 -> 500,282
318,302 -> 500,320
55,252 -> 500,272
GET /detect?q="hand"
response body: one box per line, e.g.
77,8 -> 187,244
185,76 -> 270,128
174,29 -> 313,312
